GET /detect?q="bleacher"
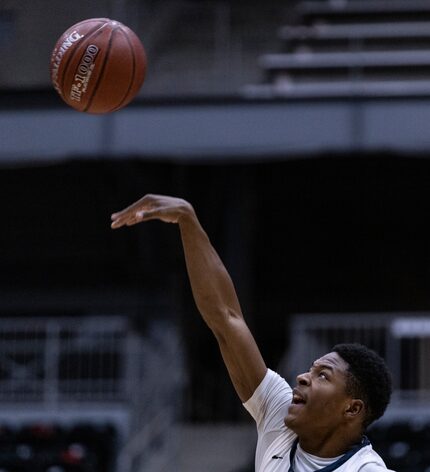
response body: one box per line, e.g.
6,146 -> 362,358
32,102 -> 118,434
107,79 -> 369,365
243,0 -> 430,99
294,0 -> 430,25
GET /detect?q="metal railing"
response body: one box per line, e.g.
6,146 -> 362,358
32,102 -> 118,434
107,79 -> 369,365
0,316 -> 130,404
0,316 -> 186,472
280,312 -> 430,403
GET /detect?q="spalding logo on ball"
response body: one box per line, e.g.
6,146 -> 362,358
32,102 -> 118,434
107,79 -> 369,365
50,18 -> 147,114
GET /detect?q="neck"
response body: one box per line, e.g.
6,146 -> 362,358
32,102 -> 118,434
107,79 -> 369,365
297,429 -> 363,458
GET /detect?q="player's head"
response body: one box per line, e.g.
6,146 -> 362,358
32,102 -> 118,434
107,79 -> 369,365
285,343 -> 392,437
331,343 -> 392,428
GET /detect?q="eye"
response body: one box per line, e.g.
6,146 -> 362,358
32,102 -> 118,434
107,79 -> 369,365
318,371 -> 328,380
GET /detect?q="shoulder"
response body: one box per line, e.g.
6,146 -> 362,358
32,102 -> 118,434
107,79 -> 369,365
243,370 -> 296,471
244,369 -> 292,412
354,444 -> 394,472
358,464 -> 395,472
243,369 -> 292,426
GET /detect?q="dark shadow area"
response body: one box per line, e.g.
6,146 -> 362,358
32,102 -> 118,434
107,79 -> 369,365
1,153 -> 430,421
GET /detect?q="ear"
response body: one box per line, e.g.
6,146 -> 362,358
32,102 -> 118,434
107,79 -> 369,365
344,399 -> 364,419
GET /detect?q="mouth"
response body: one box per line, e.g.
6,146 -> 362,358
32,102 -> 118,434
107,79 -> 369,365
291,388 -> 307,406
286,388 -> 308,427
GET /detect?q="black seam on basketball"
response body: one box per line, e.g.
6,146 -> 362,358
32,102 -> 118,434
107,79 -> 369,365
71,18 -> 110,26
106,28 -> 137,113
59,20 -> 110,95
84,26 -> 117,113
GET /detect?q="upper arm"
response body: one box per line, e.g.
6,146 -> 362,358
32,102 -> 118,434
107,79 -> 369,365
211,311 -> 267,403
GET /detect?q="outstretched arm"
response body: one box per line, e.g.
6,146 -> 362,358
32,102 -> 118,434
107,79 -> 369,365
111,194 -> 267,402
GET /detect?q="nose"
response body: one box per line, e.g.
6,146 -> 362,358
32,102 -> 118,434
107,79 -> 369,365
296,372 -> 311,386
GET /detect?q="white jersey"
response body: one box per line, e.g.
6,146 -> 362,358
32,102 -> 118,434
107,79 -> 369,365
243,369 -> 395,472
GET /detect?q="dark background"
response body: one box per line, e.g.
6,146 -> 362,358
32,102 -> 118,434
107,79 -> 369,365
2,153 -> 429,420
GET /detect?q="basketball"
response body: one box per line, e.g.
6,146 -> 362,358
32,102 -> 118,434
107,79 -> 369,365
50,18 -> 147,114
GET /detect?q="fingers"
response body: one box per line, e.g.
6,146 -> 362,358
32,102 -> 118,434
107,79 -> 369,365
111,196 -> 148,220
111,212 -> 142,228
110,217 -> 127,229
111,212 -> 138,229
111,209 -> 162,229
110,194 -> 154,229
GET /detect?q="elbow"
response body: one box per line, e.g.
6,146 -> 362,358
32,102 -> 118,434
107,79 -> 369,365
205,306 -> 243,336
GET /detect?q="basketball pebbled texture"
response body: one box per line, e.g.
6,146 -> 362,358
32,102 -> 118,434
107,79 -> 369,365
50,18 -> 147,114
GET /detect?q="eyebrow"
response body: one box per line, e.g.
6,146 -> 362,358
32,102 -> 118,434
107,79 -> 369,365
311,363 -> 335,371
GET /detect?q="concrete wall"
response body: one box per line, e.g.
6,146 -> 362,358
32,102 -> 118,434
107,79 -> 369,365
2,98 -> 430,163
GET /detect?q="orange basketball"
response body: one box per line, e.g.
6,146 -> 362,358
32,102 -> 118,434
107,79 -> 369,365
50,18 -> 147,114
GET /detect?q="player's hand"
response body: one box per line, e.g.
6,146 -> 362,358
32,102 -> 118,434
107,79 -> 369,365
110,194 -> 194,229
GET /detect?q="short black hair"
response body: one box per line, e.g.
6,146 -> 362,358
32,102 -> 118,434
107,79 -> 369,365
331,343 -> 392,429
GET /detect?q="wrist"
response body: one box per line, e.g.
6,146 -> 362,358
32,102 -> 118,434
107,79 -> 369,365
177,200 -> 196,224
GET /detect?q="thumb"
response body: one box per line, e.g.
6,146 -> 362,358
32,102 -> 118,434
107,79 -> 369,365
136,208 -> 179,224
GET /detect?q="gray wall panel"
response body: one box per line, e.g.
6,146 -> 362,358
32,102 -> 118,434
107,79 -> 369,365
363,100 -> 430,152
2,99 -> 430,163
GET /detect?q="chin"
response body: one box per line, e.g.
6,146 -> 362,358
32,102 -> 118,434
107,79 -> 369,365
285,403 -> 306,432
284,414 -> 299,432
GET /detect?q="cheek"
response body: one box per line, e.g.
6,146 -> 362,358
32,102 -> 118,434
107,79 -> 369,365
310,386 -> 346,414
320,398 -> 343,417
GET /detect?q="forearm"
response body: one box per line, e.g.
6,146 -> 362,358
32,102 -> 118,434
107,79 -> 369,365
178,209 -> 243,330
179,209 -> 266,401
